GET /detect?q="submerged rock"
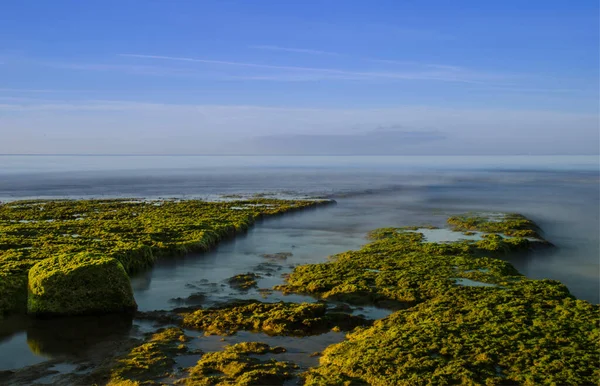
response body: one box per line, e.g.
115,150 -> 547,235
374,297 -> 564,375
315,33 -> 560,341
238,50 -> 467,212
179,341 -> 298,386
262,252 -> 293,260
27,253 -> 137,316
227,272 -> 261,291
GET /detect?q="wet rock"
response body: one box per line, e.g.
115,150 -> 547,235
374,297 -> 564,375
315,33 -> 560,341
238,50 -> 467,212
227,273 -> 261,291
169,292 -> 206,306
181,300 -> 370,336
135,310 -> 182,325
258,288 -> 274,298
261,252 -> 293,260
181,342 -> 298,385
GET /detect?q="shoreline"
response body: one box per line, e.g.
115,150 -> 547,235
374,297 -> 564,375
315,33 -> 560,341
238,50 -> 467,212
0,201 -> 598,385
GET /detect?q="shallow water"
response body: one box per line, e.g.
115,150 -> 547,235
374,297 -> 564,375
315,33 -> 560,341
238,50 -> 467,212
409,228 -> 485,242
452,278 -> 499,287
180,329 -> 346,370
0,155 -> 598,374
132,205 -> 368,312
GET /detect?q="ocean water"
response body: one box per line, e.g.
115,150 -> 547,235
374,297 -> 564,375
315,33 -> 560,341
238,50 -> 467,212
0,155 -> 598,373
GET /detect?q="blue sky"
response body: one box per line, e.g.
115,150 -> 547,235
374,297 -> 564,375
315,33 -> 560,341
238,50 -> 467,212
1,0 -> 598,154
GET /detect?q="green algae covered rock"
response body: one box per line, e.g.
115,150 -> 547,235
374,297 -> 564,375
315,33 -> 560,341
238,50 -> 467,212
181,300 -> 370,336
27,253 -> 137,316
109,327 -> 190,383
0,198 -> 329,317
179,341 -> 298,386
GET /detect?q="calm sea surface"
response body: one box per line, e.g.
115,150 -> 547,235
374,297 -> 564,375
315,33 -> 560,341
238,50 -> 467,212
0,155 -> 598,372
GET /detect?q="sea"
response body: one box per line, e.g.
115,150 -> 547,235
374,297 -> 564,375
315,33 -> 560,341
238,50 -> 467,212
0,155 -> 598,373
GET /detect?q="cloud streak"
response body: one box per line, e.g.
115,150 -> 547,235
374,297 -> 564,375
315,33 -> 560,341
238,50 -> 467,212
0,88 -> 90,93
117,53 -> 501,84
249,45 -> 340,56
249,45 -> 468,72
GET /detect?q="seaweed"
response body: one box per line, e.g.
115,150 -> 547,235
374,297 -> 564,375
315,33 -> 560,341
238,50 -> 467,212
27,252 -> 136,316
274,214 -> 600,385
447,213 -> 544,240
177,341 -> 298,386
108,327 -> 190,384
181,300 -> 370,336
275,228 -> 524,307
303,281 -> 599,385
0,198 -> 331,317
227,273 -> 261,291
4,205 -> 598,384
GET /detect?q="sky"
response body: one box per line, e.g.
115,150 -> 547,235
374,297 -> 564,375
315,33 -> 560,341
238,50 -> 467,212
0,0 -> 598,155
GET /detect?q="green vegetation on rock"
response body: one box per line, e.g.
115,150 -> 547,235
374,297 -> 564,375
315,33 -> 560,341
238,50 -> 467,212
176,341 -> 298,386
277,214 -> 600,385
27,252 -> 136,316
275,234 -> 522,307
227,273 -> 261,291
304,280 -> 599,385
275,214 -> 550,307
447,213 -> 544,239
0,198 -> 330,317
181,300 -> 369,336
108,327 -> 190,385
2,202 -> 597,385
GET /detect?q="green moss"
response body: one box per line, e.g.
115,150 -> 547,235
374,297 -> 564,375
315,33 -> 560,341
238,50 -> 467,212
447,213 -> 543,239
274,214 -> 600,385
227,273 -> 261,291
177,342 -> 298,386
0,198 -> 331,317
304,281 -> 599,385
181,300 -> 369,336
5,205 -> 598,384
276,229 -> 523,307
27,252 -> 137,316
109,327 -> 190,384
0,261 -> 29,315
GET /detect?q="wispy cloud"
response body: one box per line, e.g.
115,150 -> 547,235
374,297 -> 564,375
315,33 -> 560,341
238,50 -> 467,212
249,45 -> 468,73
48,62 -> 197,77
248,45 -> 474,78
249,45 -> 340,56
118,53 -> 501,84
362,24 -> 455,41
0,88 -> 88,93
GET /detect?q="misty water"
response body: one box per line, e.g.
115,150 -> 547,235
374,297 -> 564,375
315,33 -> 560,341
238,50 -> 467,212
0,155 -> 598,374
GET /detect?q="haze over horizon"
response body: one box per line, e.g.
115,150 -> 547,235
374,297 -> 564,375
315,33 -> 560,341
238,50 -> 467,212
1,0 -> 598,155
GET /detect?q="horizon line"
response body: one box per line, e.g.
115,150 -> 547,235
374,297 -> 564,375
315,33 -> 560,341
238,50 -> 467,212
1,154 -> 598,157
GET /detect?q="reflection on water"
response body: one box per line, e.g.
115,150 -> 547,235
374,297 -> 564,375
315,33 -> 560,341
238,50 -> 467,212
0,313 -> 134,370
132,206 -> 368,312
452,278 -> 499,287
180,329 -> 347,370
410,228 -> 485,242
27,314 -> 133,358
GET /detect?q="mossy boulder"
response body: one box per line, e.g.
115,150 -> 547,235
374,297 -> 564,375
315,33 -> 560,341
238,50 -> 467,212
27,253 -> 137,316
